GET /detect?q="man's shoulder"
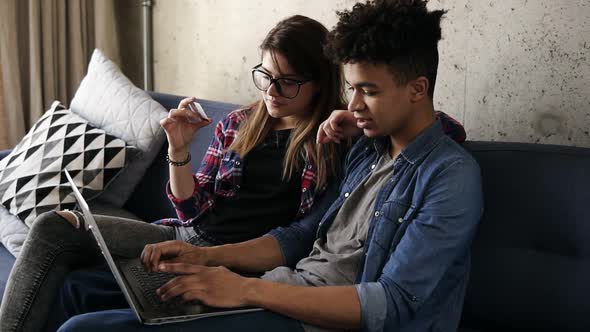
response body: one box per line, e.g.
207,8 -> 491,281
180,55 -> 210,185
423,136 -> 480,178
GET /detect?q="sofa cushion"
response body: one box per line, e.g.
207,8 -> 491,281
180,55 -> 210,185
0,242 -> 15,305
69,49 -> 168,208
123,92 -> 240,221
461,142 -> 590,331
0,102 -> 135,229
0,205 -> 27,256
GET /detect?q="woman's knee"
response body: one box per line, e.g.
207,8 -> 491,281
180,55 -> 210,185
55,210 -> 79,228
26,211 -> 81,244
29,211 -> 71,232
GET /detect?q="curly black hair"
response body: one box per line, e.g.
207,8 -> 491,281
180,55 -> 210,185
325,0 -> 446,98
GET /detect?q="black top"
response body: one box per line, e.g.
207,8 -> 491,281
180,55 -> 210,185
197,129 -> 302,244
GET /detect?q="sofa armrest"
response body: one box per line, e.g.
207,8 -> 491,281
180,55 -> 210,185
0,149 -> 12,162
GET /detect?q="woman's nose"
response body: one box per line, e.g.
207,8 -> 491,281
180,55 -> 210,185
266,81 -> 281,97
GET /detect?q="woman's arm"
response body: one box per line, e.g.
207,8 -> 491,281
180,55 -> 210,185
162,97 -> 211,200
168,149 -> 197,200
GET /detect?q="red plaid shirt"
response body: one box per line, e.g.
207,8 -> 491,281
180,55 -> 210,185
161,109 -> 465,227
162,108 -> 320,227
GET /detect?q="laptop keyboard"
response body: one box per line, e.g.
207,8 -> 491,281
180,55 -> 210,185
128,265 -> 183,309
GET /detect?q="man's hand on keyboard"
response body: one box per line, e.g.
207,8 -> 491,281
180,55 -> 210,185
140,240 -> 208,272
156,263 -> 252,308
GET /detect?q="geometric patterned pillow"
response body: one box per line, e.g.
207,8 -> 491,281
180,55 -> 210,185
0,101 -> 137,227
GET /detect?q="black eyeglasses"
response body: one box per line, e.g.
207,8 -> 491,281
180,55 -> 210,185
251,64 -> 312,99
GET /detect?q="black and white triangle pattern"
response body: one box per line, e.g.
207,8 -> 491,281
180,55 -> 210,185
0,101 -> 134,227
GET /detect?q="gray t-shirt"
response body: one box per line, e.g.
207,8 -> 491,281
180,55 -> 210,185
262,152 -> 395,332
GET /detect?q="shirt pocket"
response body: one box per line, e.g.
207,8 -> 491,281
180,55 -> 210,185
214,152 -> 241,193
372,199 -> 411,249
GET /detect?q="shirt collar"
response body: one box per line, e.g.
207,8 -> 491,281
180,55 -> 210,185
370,119 -> 444,165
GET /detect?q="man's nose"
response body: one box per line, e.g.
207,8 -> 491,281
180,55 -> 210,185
348,90 -> 365,112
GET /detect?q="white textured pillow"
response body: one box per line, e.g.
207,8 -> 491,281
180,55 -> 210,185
70,49 -> 168,207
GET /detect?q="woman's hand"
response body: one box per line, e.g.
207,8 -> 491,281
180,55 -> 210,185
316,110 -> 362,144
157,263 -> 254,308
140,240 -> 209,272
161,97 -> 212,154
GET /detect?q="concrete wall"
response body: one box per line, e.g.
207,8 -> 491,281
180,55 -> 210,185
148,0 -> 590,147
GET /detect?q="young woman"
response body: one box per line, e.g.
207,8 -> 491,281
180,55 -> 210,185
0,15 -> 347,332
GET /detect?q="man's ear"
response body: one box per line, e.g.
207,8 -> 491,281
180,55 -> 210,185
409,76 -> 429,103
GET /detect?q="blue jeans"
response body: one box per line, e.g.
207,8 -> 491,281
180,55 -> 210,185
57,309 -> 304,331
44,268 -> 127,331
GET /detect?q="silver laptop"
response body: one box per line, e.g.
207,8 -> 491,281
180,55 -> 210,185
63,169 -> 263,325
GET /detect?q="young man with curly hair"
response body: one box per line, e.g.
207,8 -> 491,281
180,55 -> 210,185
56,1 -> 482,331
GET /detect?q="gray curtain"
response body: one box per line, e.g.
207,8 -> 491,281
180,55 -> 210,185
0,66 -> 7,149
0,0 -> 120,148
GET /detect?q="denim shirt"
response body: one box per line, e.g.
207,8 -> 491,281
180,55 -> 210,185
269,120 -> 483,331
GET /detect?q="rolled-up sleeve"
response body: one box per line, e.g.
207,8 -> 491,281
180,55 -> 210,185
166,175 -> 201,220
356,282 -> 387,331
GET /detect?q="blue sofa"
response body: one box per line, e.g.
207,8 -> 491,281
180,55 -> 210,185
0,92 -> 240,304
1,92 -> 589,331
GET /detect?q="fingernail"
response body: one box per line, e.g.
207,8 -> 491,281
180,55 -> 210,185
159,264 -> 166,271
156,289 -> 160,295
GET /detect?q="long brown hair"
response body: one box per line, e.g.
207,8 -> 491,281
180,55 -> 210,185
230,15 -> 346,190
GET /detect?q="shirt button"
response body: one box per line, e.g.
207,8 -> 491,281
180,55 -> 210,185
236,185 -> 241,189
344,192 -> 350,198
374,211 -> 380,217
302,188 -> 307,192
398,218 -> 403,223
307,165 -> 312,170
371,164 -> 376,170
235,161 -> 241,166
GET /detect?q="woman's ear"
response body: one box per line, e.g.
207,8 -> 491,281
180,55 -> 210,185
409,76 -> 429,103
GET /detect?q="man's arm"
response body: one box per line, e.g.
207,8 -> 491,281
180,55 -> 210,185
157,263 -> 362,330
143,177 -> 341,272
206,177 -> 341,270
203,235 -> 285,272
142,233 -> 285,273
